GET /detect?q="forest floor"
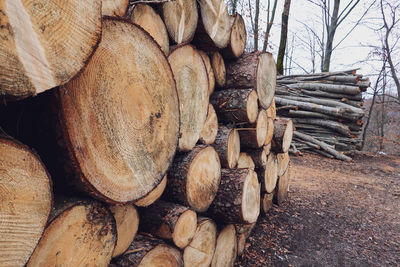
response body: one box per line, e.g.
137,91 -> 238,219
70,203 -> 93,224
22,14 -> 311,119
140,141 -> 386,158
235,152 -> 400,266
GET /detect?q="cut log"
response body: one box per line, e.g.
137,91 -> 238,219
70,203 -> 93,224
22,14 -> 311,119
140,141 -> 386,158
235,223 -> 256,256
247,148 -> 267,169
287,82 -> 360,95
199,104 -> 218,145
210,89 -> 258,124
183,217 -> 217,267
222,14 -> 247,60
198,50 -> 215,95
274,165 -> 291,205
211,224 -> 237,267
111,235 -> 183,267
109,204 -> 139,257
225,52 -> 276,109
131,4 -> 170,54
237,152 -> 255,170
102,0 -> 129,16
208,169 -> 260,224
166,145 -> 221,212
0,0 -> 102,100
277,152 -> 290,177
292,118 -> 351,136
212,52 -> 227,87
264,142 -> 272,155
258,152 -> 278,193
27,199 -> 116,267
238,109 -> 268,149
271,118 -> 293,153
135,175 -> 167,207
56,18 -> 179,202
212,126 -> 240,168
169,45 -> 209,151
162,0 -> 198,44
141,201 -> 197,249
266,98 -> 276,119
264,117 -> 275,145
0,137 -> 52,267
193,0 -> 231,50
261,192 -> 274,214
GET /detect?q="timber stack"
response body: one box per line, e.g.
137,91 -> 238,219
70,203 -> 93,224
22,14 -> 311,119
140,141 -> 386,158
0,0 -> 292,266
275,70 -> 370,161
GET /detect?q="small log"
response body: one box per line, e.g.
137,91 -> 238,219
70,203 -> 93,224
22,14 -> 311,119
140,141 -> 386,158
277,152 -> 290,177
162,0 -> 198,44
221,14 -> 247,60
102,0 -> 129,16
237,152 -> 256,170
266,98 -> 277,119
212,126 -> 240,168
166,145 -> 221,212
274,165 -> 291,205
264,117 -> 275,145
292,118 -> 351,136
238,109 -> 268,149
288,82 -> 360,95
0,0 -> 102,100
246,148 -> 267,169
0,137 -> 52,267
109,204 -> 140,257
183,217 -> 217,267
135,175 -> 167,207
27,199 -> 117,266
235,223 -> 256,256
225,52 -> 276,109
212,52 -> 227,87
287,109 -> 337,120
261,192 -> 274,214
271,118 -> 293,153
141,201 -> 197,249
210,89 -> 258,124
169,45 -> 209,151
111,235 -> 182,267
211,224 -> 237,267
199,104 -> 218,145
131,4 -> 170,54
208,169 -> 260,224
198,50 -> 215,95
258,152 -> 278,193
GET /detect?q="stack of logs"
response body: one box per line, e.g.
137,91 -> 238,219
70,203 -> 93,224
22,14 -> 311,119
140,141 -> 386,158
0,0 -> 293,266
275,70 -> 370,161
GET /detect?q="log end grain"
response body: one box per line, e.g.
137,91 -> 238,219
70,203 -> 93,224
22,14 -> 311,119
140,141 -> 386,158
135,175 -> 167,207
228,128 -> 241,168
222,14 -> 247,59
247,89 -> 259,124
211,224 -> 237,267
237,152 -> 255,170
241,170 -> 261,223
261,191 -> 274,214
257,53 -> 277,109
212,52 -> 226,87
173,209 -> 197,249
102,0 -> 129,17
199,104 -> 218,145
198,50 -> 215,95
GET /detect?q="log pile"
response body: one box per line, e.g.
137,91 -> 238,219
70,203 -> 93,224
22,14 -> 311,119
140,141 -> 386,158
0,1 -> 293,266
275,70 -> 370,161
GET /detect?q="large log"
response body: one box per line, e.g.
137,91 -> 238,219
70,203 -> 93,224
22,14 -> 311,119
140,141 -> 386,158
135,175 -> 167,207
235,223 -> 256,256
0,0 -> 102,100
162,0 -> 198,44
109,204 -> 139,257
222,14 -> 247,60
258,152 -> 278,193
212,126 -> 240,168
274,165 -> 291,205
212,52 -> 227,88
271,118 -> 293,153
111,235 -> 183,267
211,224 -> 237,267
0,137 -> 52,267
183,217 -> 217,267
102,0 -> 129,16
238,109 -> 268,149
169,45 -> 209,151
210,89 -> 258,124
166,145 -> 221,212
237,152 -> 255,170
199,104 -> 218,145
208,169 -> 260,224
198,50 -> 215,95
225,52 -> 276,109
27,199 -> 117,266
141,201 -> 197,249
54,18 -> 179,202
130,4 -> 170,54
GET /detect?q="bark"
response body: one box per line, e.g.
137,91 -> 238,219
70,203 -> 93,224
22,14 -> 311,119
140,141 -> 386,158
276,0 -> 291,74
222,14 -> 247,60
271,118 -> 293,153
212,126 -> 240,168
254,0 -> 260,51
211,224 -> 237,267
322,0 -> 340,72
199,104 -> 218,145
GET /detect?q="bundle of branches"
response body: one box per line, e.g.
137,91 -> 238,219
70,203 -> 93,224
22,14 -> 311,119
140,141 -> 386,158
275,69 -> 370,161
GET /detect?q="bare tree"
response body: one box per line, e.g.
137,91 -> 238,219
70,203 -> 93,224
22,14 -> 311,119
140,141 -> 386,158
277,0 -> 291,74
262,0 -> 278,52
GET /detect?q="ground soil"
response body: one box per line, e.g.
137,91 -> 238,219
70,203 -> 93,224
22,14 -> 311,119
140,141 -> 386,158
236,152 -> 400,266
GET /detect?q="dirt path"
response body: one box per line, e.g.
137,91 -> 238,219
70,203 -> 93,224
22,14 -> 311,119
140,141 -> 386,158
236,153 -> 400,266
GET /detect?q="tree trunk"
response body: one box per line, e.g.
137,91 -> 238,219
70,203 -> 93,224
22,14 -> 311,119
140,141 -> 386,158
222,14 -> 247,60
141,201 -> 197,249
199,104 -> 219,145
254,0 -> 260,51
183,217 -> 217,267
237,152 -> 256,170
169,45 -> 209,152
271,118 -> 293,153
276,0 -> 291,74
198,50 -> 216,95
261,192 -> 275,213
238,109 -> 268,149
0,0 -> 102,101
111,235 -> 182,267
235,223 -> 256,256
274,165 -> 291,205
210,89 -> 258,124
212,126 -> 241,168
109,204 -> 139,257
130,4 -> 170,54
102,0 -> 129,17
208,169 -> 260,224
162,0 -> 198,44
277,152 -> 290,177
135,175 -> 167,207
322,0 -> 339,72
212,52 -> 227,87
27,199 -> 117,267
258,152 -> 278,193
0,137 -> 52,267
211,224 -> 237,267
166,145 -> 221,212
224,52 -> 276,109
